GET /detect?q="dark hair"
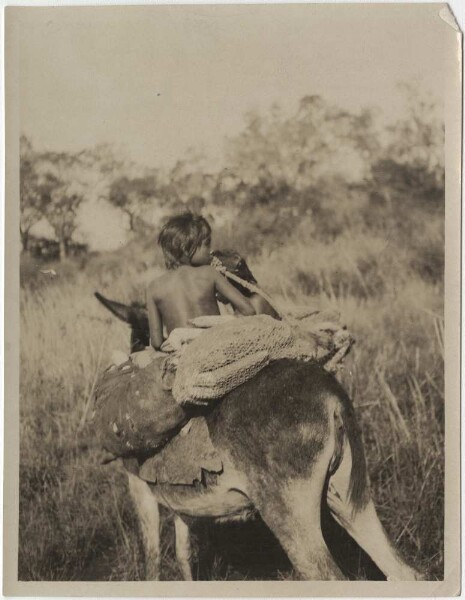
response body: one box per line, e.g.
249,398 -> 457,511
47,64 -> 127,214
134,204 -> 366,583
210,249 -> 257,298
158,213 -> 211,269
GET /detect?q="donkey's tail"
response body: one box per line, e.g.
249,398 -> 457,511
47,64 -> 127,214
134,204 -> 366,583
337,396 -> 370,512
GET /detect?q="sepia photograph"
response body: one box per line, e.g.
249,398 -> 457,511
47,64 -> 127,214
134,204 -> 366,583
3,3 -> 462,596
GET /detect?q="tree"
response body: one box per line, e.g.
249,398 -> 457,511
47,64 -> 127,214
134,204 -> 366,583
386,82 -> 444,186
79,143 -> 128,202
366,84 -> 445,233
108,175 -> 160,233
164,156 -> 217,208
225,96 -> 379,198
35,151 -> 87,260
20,141 -> 131,259
19,136 -> 46,251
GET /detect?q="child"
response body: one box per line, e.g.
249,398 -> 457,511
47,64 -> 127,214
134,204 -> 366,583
147,213 -> 255,351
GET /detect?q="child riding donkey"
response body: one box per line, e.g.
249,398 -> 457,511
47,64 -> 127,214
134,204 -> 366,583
93,212 -> 352,457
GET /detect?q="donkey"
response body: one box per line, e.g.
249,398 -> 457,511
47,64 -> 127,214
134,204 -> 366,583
95,292 -> 423,582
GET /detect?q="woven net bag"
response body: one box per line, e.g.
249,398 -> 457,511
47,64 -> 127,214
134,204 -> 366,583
172,314 -> 343,405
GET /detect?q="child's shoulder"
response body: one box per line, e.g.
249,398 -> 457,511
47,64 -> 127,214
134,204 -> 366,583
179,264 -> 216,277
196,264 -> 216,275
147,271 -> 172,297
148,265 -> 215,290
193,264 -> 218,281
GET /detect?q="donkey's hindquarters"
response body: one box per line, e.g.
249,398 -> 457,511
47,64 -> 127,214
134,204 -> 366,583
203,360 -> 353,579
206,360 -> 422,580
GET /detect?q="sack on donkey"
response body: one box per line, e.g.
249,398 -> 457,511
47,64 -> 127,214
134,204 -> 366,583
92,356 -> 189,459
172,313 -> 353,406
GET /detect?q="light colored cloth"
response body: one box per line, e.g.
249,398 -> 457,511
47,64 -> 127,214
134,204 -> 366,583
160,327 -> 205,354
129,316 -> 237,371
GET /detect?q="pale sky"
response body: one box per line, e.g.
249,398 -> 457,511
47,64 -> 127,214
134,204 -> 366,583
18,4 -> 446,169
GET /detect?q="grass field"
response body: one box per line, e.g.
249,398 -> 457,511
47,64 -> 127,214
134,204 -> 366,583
18,232 -> 444,581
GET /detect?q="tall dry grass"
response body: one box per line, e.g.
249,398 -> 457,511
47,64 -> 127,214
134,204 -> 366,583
19,232 -> 444,580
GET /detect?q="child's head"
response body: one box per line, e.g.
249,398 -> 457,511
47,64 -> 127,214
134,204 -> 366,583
158,213 -> 212,269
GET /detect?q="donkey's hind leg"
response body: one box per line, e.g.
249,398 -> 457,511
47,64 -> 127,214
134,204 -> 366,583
251,439 -> 346,580
328,439 -> 423,581
127,472 -> 161,580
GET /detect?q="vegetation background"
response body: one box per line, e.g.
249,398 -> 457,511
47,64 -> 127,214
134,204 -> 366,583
19,85 -> 444,581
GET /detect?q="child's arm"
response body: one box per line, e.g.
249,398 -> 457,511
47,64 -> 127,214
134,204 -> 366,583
250,294 -> 281,319
146,284 -> 164,350
213,270 -> 256,316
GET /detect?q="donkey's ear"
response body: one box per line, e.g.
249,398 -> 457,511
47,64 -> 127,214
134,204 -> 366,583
129,304 -> 149,324
94,292 -> 133,324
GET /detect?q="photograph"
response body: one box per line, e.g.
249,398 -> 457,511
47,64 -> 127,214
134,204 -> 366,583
4,3 -> 462,595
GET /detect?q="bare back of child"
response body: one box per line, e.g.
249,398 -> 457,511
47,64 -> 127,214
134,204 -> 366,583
147,214 -> 255,351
